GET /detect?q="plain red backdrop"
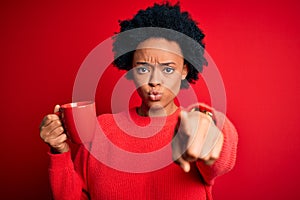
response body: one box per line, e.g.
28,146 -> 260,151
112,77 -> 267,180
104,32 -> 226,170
1,0 -> 300,199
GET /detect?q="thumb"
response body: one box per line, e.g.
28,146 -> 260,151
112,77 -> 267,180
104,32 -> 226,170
54,104 -> 60,113
177,157 -> 191,173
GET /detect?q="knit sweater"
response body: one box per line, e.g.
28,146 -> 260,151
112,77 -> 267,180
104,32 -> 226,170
48,106 -> 238,200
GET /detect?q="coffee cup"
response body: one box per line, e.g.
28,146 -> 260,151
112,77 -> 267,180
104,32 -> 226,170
58,101 -> 97,144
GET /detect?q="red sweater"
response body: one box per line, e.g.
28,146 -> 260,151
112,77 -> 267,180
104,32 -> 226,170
48,107 -> 238,199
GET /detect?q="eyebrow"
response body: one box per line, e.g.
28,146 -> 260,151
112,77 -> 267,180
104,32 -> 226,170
135,62 -> 176,66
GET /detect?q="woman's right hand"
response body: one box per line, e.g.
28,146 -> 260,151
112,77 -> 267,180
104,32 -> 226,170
40,105 -> 69,154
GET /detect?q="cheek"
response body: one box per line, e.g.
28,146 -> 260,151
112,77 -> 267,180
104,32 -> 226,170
136,87 -> 145,96
165,82 -> 181,96
133,76 -> 148,88
162,75 -> 182,95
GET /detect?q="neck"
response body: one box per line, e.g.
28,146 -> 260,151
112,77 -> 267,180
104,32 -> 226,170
137,103 -> 178,117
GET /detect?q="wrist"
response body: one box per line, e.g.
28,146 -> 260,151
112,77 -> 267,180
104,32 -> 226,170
49,144 -> 69,154
189,105 -> 217,125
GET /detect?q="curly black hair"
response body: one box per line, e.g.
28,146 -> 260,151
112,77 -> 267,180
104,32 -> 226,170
112,1 -> 207,88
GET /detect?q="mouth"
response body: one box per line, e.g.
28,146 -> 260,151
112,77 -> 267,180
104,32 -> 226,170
148,91 -> 162,101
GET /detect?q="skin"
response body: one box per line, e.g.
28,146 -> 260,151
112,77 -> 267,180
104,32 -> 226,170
40,38 -> 224,172
132,38 -> 188,117
40,105 -> 69,154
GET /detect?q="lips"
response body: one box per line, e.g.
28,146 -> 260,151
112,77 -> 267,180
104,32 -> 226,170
148,90 -> 162,101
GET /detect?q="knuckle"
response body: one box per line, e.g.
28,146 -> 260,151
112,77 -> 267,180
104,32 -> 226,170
60,133 -> 68,142
60,126 -> 65,132
43,137 -> 49,143
48,139 -> 56,147
202,156 -> 211,161
211,154 -> 220,160
185,149 -> 199,160
50,128 -> 62,138
40,131 -> 47,139
44,137 -> 53,145
44,134 -> 51,141
211,149 -> 221,160
45,114 -> 55,122
53,119 -> 62,127
201,114 -> 212,124
56,126 -> 64,134
44,115 -> 51,121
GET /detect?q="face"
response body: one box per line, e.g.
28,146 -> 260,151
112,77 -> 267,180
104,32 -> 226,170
131,38 -> 188,116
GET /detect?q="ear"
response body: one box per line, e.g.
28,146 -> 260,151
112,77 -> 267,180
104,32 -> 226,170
181,64 -> 188,80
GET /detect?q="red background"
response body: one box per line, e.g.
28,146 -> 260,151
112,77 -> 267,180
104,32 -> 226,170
1,0 -> 300,199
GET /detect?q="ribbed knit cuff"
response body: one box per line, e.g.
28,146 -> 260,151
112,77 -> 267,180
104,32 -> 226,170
48,151 -> 74,170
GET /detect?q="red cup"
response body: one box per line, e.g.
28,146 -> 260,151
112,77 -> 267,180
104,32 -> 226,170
58,101 -> 97,144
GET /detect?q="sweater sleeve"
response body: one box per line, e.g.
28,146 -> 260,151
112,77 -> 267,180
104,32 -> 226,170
196,109 -> 238,186
48,147 -> 90,200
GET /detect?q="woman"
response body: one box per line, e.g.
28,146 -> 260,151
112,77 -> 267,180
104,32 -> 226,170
40,2 -> 238,199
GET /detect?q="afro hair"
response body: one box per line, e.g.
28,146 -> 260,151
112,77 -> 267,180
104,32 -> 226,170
112,1 -> 207,88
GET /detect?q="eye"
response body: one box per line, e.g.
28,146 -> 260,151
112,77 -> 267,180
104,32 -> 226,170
162,67 -> 175,74
136,66 -> 150,74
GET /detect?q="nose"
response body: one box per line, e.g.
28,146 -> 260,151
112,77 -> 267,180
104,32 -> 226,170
148,68 -> 161,87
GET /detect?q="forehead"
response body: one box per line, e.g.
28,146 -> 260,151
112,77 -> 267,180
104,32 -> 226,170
134,38 -> 183,59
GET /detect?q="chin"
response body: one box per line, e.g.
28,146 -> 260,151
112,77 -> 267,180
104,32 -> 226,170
149,104 -> 164,110
145,101 -> 167,111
